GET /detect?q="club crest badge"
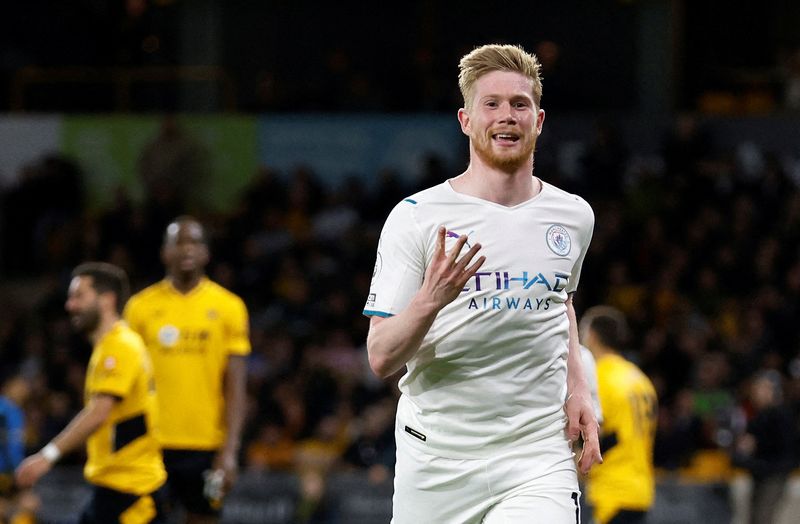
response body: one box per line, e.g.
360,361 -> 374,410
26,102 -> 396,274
158,325 -> 180,347
546,224 -> 571,256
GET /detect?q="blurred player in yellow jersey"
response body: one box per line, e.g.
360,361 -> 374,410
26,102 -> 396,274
124,217 -> 250,524
16,262 -> 166,523
579,306 -> 657,524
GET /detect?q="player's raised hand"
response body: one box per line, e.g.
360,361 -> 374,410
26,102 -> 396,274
421,226 -> 485,309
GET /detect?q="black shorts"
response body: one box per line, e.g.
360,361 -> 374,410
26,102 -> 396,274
607,509 -> 648,524
79,485 -> 166,524
162,449 -> 220,516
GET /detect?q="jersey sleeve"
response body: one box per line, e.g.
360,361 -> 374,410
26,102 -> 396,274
567,201 -> 595,293
363,199 -> 426,317
122,295 -> 143,336
225,295 -> 251,356
87,338 -> 140,399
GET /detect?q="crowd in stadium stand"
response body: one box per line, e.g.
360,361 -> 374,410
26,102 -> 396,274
1,114 -> 799,520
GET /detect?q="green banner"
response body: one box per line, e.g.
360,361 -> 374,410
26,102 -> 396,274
61,115 -> 257,213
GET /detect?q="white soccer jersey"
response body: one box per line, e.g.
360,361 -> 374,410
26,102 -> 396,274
364,179 -> 594,458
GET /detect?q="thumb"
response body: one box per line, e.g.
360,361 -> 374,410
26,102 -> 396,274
566,416 -> 581,442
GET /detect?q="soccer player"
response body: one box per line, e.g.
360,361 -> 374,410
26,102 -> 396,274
580,306 -> 657,524
15,262 -> 166,524
124,217 -> 250,524
364,43 -> 601,523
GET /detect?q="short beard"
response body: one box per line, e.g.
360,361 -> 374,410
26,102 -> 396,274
473,134 -> 536,173
72,308 -> 100,335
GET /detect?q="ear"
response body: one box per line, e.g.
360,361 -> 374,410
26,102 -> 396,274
457,108 -> 471,137
535,108 -> 545,136
98,291 -> 117,315
199,244 -> 211,267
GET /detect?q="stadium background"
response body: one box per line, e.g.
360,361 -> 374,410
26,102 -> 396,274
2,1 -> 800,522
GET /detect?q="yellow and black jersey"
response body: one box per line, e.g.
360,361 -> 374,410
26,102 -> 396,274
123,278 -> 250,450
84,321 -> 166,495
587,353 -> 657,524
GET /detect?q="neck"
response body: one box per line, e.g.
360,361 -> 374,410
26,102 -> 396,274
168,273 -> 203,294
592,344 -> 616,360
451,156 -> 540,207
89,314 -> 119,345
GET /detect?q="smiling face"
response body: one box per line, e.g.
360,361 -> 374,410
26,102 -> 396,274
458,70 -> 545,173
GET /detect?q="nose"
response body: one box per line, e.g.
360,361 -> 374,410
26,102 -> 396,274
498,102 -> 517,124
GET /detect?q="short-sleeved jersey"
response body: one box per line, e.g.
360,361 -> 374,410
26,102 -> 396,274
84,321 -> 166,495
124,278 -> 251,450
587,353 -> 658,523
364,180 -> 594,458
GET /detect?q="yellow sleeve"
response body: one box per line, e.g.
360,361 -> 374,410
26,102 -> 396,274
87,341 -> 139,399
226,295 -> 251,356
122,296 -> 143,336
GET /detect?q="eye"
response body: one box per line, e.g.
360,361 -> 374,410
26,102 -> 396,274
485,100 -> 498,108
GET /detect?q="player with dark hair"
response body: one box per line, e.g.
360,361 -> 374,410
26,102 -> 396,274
16,262 -> 166,524
364,44 -> 601,523
580,305 -> 657,524
124,217 -> 250,524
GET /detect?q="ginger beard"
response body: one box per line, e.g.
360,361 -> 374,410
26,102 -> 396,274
470,124 -> 538,173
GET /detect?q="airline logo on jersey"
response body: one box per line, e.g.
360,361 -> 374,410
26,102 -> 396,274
462,270 -> 570,311
546,224 -> 571,256
463,271 -> 569,293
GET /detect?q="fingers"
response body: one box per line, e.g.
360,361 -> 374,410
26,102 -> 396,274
565,415 -> 581,442
464,255 -> 486,277
435,227 -> 483,272
578,441 -> 603,475
432,228 -> 484,287
453,240 -> 480,268
577,422 -> 603,475
446,232 -> 470,265
435,226 -> 446,257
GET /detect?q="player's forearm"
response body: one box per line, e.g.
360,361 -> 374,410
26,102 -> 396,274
367,293 -> 441,379
222,356 -> 247,456
565,295 -> 589,394
50,395 -> 115,457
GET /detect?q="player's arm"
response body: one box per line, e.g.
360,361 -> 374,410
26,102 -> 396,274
15,393 -> 117,487
217,354 -> 247,489
565,294 -> 603,475
367,226 -> 485,378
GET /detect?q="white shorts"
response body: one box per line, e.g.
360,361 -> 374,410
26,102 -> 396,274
391,423 -> 581,524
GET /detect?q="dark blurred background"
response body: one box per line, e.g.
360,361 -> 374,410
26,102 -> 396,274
2,1 -> 800,523
1,0 -> 799,114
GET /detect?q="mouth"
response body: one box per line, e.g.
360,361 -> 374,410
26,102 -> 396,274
492,132 -> 520,145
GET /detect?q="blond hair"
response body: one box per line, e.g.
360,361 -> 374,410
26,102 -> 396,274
458,44 -> 543,110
